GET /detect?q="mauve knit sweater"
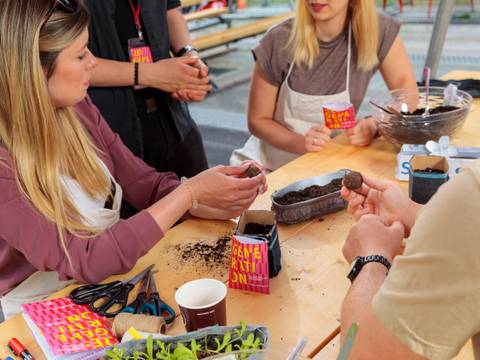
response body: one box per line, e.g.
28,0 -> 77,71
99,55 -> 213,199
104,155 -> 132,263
0,97 -> 181,295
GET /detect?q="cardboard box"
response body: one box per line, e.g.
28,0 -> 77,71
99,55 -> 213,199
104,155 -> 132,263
235,210 -> 282,278
409,155 -> 449,204
397,144 -> 480,181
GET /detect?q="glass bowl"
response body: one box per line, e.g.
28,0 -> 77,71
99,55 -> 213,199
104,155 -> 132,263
369,86 -> 472,147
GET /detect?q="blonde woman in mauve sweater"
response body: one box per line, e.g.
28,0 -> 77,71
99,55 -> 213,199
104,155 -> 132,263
0,0 -> 266,320
231,0 -> 418,172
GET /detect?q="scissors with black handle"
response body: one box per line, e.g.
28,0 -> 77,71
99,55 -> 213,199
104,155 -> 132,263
69,264 -> 154,318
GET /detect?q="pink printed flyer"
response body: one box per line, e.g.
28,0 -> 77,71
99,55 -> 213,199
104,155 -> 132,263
228,235 -> 270,294
22,297 -> 117,355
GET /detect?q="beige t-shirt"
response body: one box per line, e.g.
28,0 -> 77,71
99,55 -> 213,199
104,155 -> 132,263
252,11 -> 401,111
373,163 -> 480,360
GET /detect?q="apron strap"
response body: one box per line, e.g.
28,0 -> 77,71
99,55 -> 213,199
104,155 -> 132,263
346,22 -> 352,92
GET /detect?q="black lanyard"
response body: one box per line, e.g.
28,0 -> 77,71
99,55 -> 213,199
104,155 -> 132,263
128,0 -> 143,39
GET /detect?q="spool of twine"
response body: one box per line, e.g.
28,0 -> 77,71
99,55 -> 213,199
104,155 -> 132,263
112,313 -> 166,338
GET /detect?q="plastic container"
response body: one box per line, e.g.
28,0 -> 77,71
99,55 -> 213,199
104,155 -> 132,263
271,169 -> 348,224
369,87 -> 472,147
105,324 -> 269,360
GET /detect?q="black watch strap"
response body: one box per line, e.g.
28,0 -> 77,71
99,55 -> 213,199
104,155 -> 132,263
176,45 -> 198,57
347,255 -> 391,283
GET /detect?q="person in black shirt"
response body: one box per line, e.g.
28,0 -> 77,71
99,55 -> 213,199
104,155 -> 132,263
86,0 -> 210,178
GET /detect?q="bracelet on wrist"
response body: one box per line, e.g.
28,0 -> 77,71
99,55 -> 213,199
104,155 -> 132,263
181,177 -> 199,209
133,62 -> 139,86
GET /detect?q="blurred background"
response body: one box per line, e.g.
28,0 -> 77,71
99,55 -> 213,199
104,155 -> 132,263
183,0 -> 480,166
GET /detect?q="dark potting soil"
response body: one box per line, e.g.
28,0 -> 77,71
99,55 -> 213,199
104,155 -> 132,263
275,178 -> 343,205
343,171 -> 363,190
401,105 -> 459,116
246,164 -> 261,178
244,222 -> 273,235
175,236 -> 231,267
415,168 -> 446,174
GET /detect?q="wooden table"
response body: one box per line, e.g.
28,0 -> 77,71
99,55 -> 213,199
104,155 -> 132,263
0,70 -> 478,359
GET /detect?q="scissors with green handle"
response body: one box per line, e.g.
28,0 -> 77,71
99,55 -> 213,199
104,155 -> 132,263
122,270 -> 176,324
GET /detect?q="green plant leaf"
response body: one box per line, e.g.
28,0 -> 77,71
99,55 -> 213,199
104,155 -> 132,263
190,339 -> 201,360
106,349 -> 124,360
147,336 -> 154,359
172,343 -> 196,360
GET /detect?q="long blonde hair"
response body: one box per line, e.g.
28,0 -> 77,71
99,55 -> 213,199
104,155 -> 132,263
288,0 -> 379,71
0,0 -> 110,265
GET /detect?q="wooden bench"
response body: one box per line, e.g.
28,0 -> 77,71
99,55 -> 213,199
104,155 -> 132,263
192,12 -> 293,51
181,0 -> 204,8
184,7 -> 228,22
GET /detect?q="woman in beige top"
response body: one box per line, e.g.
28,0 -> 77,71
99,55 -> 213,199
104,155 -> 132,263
231,0 -> 418,172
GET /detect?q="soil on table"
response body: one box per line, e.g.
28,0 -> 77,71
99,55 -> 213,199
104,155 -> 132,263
343,171 -> 363,190
174,236 -> 231,268
275,178 -> 343,205
401,105 -> 459,116
414,168 -> 446,174
243,222 -> 273,235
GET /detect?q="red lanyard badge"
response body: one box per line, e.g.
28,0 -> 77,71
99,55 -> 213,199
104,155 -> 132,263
128,0 -> 143,40
126,0 -> 153,67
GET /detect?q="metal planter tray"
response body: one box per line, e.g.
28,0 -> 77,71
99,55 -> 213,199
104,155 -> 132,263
271,169 -> 349,224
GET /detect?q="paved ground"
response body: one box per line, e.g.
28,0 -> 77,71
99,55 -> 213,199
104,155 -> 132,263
187,7 -> 480,166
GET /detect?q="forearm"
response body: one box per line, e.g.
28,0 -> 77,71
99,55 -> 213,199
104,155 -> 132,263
167,8 -> 192,54
146,183 -> 192,233
249,118 -> 306,154
404,201 -> 423,233
340,263 -> 388,342
189,205 -> 238,220
90,58 -> 135,87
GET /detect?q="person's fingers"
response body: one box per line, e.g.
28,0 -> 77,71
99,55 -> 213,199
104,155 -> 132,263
179,73 -> 211,87
183,89 -> 208,100
347,193 -> 366,214
340,187 -> 351,200
178,55 -> 201,65
231,176 -> 265,191
353,206 -> 372,221
389,220 -> 405,238
321,126 -> 332,136
362,174 -> 392,192
218,164 -> 250,176
345,128 -> 355,137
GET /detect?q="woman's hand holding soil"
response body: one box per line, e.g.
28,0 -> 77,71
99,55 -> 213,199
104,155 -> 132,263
187,165 -> 267,212
304,125 -> 332,152
341,174 -> 421,233
346,117 -> 378,147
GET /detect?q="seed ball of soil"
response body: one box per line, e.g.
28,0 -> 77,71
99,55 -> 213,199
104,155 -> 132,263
246,164 -> 261,178
343,171 -> 363,190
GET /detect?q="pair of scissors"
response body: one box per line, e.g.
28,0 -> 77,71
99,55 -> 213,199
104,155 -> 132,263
122,270 -> 176,324
69,265 -> 154,318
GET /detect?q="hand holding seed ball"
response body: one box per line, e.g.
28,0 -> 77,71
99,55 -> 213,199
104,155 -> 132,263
341,174 -> 420,234
343,171 -> 363,190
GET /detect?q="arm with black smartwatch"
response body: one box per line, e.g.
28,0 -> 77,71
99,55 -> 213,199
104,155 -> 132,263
338,176 -> 427,359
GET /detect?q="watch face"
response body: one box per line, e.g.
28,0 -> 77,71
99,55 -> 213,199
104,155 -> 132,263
347,257 -> 362,281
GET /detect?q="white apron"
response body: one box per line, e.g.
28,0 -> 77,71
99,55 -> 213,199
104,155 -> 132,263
0,160 -> 123,320
231,23 -> 352,172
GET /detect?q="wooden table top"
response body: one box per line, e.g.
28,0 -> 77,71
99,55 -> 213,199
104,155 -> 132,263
0,70 -> 478,360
